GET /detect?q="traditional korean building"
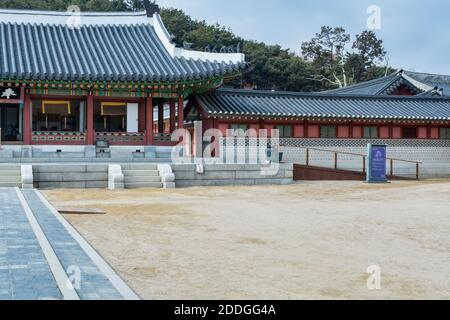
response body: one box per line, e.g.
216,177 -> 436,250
0,5 -> 245,147
188,88 -> 450,177
1,4 -> 449,179
188,69 -> 450,141
190,88 -> 450,140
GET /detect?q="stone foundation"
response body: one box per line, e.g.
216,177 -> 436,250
33,164 -> 109,189
172,163 -> 293,188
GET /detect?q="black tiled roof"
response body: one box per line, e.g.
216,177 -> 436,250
405,71 -> 450,96
319,70 -> 438,96
0,10 -> 245,82
195,88 -> 450,121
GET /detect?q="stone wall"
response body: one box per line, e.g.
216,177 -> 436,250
30,162 -> 293,189
33,164 -> 108,189
280,138 -> 450,179
172,163 -> 293,188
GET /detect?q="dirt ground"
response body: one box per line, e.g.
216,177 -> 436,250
43,180 -> 450,300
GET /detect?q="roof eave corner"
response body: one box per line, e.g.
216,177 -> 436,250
151,11 -> 177,58
144,0 -> 161,17
174,48 -> 245,65
150,4 -> 245,65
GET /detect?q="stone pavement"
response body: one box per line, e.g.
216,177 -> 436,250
0,188 -> 139,300
0,188 -> 61,300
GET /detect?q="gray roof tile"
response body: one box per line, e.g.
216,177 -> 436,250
0,21 -> 244,82
196,89 -> 450,121
320,70 -> 449,96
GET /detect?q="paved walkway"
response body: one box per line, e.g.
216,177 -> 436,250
0,188 -> 139,300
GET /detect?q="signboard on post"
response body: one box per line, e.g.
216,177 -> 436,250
366,144 -> 388,183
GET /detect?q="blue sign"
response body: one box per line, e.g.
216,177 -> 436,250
367,144 -> 387,183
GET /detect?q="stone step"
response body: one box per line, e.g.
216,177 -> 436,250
124,176 -> 161,183
0,176 -> 21,183
32,152 -> 86,158
0,170 -> 21,176
0,182 -> 21,187
96,153 -> 111,158
121,164 -> 159,170
156,152 -> 172,158
0,165 -> 21,170
125,182 -> 163,189
122,170 -> 160,177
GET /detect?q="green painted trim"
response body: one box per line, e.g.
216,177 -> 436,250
0,75 -> 232,91
3,74 -> 242,98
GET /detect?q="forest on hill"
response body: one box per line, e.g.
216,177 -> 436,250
0,0 -> 393,91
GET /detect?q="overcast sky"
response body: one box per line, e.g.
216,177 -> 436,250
158,0 -> 449,75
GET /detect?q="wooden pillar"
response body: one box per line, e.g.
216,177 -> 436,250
145,97 -> 154,145
349,120 -> 353,139
170,99 -> 176,133
178,95 -> 184,129
138,100 -> 146,133
23,92 -> 32,145
86,94 -> 94,145
389,121 -> 393,139
304,119 -> 309,138
158,101 -> 164,133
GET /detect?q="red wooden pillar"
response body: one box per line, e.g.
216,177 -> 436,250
158,101 -> 164,133
86,93 -> 94,145
145,97 -> 154,145
138,100 -> 146,133
389,122 -> 393,139
178,95 -> 184,129
349,120 -> 354,138
169,99 -> 176,133
23,92 -> 32,145
304,119 -> 309,138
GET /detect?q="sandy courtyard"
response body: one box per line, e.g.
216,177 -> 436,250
43,181 -> 450,300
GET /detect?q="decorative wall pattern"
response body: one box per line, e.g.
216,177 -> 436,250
31,131 -> 86,142
95,132 -> 145,144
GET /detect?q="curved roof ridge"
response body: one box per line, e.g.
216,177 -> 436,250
401,72 -> 435,92
214,88 -> 450,102
318,71 -> 400,95
318,69 -> 439,96
0,8 -> 150,26
0,8 -> 148,17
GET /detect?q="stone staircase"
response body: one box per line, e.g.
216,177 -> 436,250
121,164 -> 163,189
0,164 -> 22,188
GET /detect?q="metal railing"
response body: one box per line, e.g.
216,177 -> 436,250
301,147 -> 421,180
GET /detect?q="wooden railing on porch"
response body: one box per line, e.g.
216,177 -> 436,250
301,147 -> 421,180
94,132 -> 177,146
153,133 -> 172,142
32,131 -> 86,143
95,132 -> 145,144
